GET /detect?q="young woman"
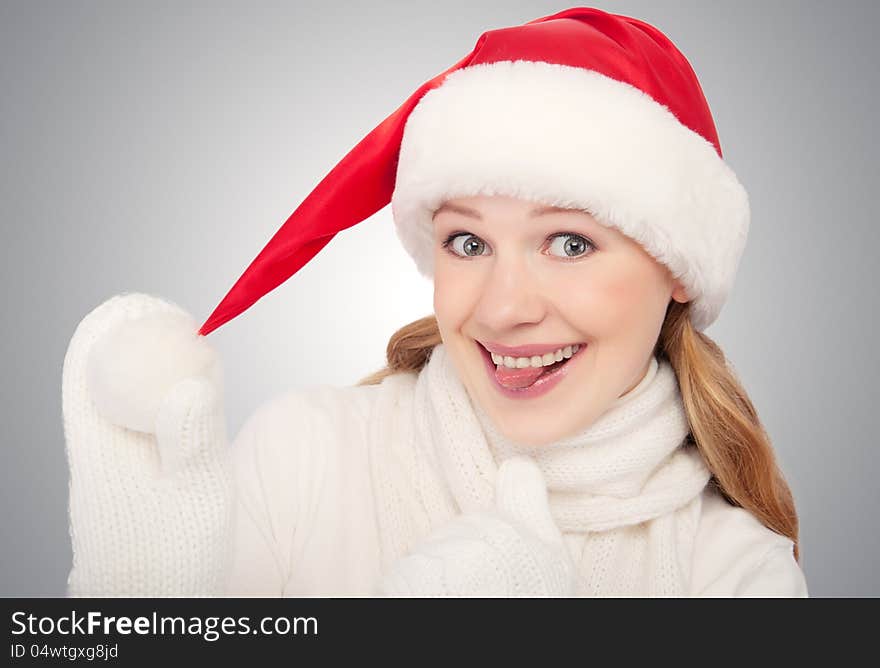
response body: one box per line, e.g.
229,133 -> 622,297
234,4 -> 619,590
62,7 -> 807,597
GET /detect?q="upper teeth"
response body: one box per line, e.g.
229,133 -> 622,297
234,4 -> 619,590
490,344 -> 580,369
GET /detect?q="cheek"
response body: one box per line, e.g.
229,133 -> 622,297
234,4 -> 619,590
563,261 -> 666,338
433,263 -> 471,329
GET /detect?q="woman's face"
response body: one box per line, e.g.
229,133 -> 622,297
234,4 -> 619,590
432,194 -> 689,447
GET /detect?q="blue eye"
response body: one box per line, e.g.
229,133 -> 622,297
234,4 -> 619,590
441,232 -> 596,261
442,233 -> 488,257
547,233 -> 595,259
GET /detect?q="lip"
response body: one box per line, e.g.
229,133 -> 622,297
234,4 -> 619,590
478,340 -> 586,357
476,340 -> 587,400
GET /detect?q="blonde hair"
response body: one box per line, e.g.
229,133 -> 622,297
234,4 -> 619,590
357,300 -> 801,563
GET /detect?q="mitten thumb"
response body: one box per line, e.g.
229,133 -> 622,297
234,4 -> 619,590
494,456 -> 564,547
155,376 -> 227,477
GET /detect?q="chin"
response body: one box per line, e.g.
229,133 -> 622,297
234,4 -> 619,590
493,383 -> 612,444
498,414 -> 574,447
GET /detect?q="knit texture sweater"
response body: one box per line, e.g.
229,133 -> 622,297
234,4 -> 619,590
64,294 -> 808,596
224,344 -> 808,597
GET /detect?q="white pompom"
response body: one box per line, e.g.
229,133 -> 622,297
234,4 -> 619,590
86,309 -> 223,433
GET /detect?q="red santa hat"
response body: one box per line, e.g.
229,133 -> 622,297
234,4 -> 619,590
198,6 -> 749,336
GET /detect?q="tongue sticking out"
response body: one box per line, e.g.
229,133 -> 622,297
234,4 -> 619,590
495,358 -> 567,389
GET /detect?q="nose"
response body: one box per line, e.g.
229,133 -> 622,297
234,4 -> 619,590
472,252 -> 548,333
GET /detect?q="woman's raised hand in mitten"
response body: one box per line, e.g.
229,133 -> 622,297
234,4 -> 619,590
377,456 -> 576,597
62,293 -> 233,596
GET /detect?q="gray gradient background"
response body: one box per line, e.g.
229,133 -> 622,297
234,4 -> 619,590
2,0 -> 877,597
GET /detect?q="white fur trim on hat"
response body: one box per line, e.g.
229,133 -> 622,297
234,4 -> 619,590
390,60 -> 750,331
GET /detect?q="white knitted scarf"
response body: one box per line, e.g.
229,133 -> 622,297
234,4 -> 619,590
369,343 -> 712,596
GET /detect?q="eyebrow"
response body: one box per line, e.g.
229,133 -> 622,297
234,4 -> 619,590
432,202 -> 571,220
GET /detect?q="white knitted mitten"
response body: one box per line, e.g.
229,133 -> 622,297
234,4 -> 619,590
377,456 -> 576,597
62,292 -> 233,596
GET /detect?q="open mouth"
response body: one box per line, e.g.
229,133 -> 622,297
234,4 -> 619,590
475,340 -> 587,393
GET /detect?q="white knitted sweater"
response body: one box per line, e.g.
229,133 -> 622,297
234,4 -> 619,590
223,344 -> 807,597
64,296 -> 808,596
